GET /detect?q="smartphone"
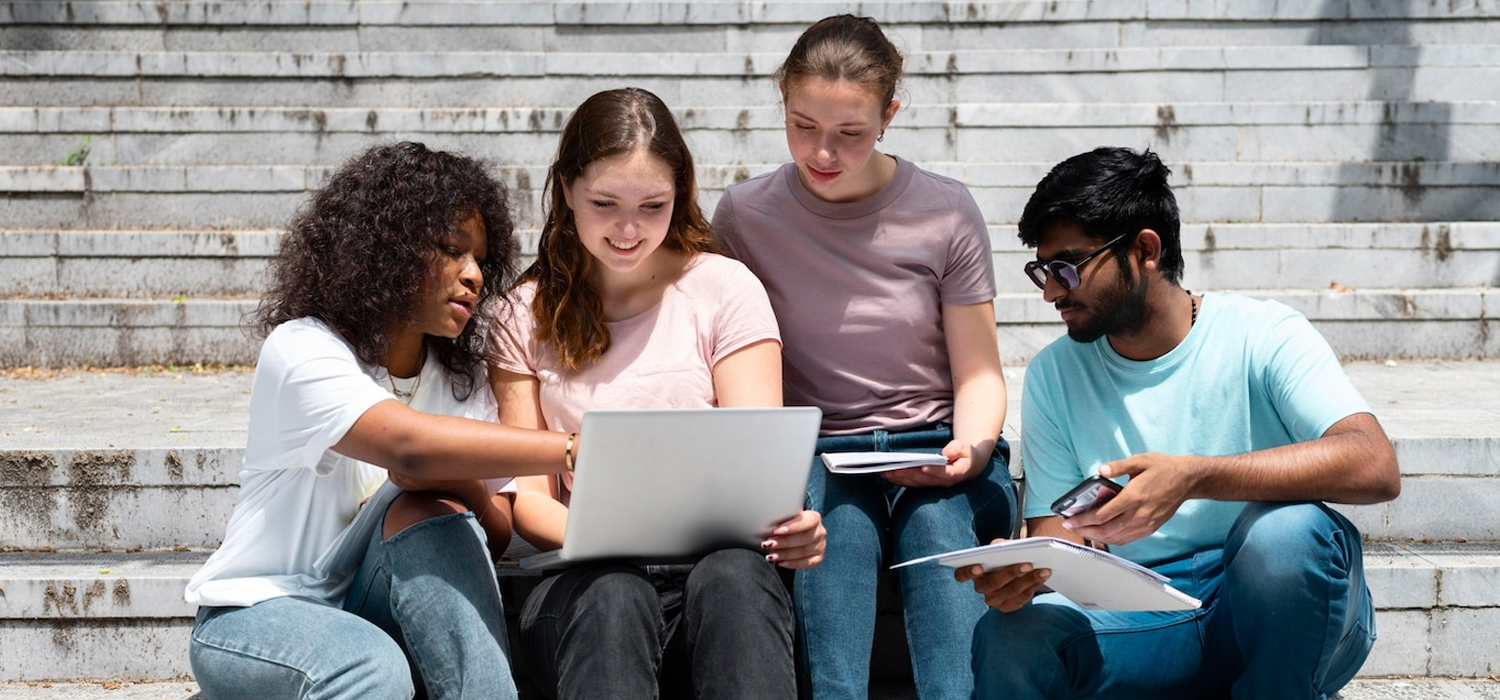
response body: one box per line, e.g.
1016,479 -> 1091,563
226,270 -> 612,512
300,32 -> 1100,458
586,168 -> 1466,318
1050,475 -> 1124,518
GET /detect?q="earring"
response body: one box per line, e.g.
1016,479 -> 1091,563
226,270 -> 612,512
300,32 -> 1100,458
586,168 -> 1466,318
877,132 -> 885,142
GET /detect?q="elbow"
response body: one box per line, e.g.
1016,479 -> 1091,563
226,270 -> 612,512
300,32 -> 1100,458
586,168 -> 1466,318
1356,446 -> 1401,505
382,433 -> 438,479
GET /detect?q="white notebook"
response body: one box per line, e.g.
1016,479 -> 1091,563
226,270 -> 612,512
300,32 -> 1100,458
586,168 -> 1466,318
894,537 -> 1201,611
820,451 -> 947,474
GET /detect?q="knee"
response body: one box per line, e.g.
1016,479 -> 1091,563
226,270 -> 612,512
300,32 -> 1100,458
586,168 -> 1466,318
687,549 -> 784,604
1227,503 -> 1359,585
971,607 -> 1056,682
382,491 -> 468,540
570,566 -> 659,624
337,642 -> 417,699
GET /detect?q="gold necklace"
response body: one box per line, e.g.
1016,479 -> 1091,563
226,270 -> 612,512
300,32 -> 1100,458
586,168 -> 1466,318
388,372 -> 421,404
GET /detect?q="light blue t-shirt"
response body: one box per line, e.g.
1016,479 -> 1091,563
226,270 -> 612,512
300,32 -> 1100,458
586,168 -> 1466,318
1020,293 -> 1370,566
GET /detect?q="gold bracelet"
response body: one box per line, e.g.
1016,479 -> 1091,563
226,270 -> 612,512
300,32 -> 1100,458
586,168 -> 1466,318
565,432 -> 577,472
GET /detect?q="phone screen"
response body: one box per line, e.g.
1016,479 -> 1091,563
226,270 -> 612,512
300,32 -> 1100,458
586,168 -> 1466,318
1050,476 -> 1123,518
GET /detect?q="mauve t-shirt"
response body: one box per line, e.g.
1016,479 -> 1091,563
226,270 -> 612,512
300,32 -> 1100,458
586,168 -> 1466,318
713,157 -> 995,435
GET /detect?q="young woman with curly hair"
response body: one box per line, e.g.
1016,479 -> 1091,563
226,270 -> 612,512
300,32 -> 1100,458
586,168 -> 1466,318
490,87 -> 825,699
712,15 -> 1019,699
186,141 -> 572,700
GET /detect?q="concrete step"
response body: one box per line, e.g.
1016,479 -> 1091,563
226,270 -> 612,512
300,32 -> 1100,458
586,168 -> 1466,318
3,680 -> 1499,700
0,287 -> 1495,368
6,102 -> 1500,166
3,3 -> 1498,55
5,0 -> 1498,28
997,287 -> 1500,363
4,222 -> 1495,297
0,299 -> 260,368
2,542 -> 1495,681
2,361 -> 1497,549
4,160 -> 1499,229
3,44 -> 1497,108
1,361 -> 1496,679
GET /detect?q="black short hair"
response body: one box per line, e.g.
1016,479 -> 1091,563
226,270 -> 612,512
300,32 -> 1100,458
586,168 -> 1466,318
1018,147 -> 1183,284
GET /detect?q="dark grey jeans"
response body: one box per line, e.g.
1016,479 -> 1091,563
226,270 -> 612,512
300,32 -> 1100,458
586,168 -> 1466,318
517,547 -> 795,700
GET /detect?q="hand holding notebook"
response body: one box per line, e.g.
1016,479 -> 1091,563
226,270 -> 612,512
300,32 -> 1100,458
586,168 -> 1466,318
894,536 -> 1201,611
820,451 -> 948,474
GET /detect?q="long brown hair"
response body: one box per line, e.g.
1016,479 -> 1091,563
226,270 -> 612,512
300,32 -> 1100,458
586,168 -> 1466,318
776,14 -> 904,108
521,87 -> 718,371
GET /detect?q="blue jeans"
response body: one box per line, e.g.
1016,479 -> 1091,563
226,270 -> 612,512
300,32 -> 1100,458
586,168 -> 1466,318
972,502 -> 1376,700
190,512 -> 518,700
797,423 -> 1018,700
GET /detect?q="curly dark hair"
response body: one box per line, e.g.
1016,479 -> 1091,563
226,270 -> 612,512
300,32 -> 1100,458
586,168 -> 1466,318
254,141 -> 519,399
524,87 -> 719,371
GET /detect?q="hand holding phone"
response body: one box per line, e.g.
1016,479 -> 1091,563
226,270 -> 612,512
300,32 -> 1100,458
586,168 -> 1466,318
1050,476 -> 1123,518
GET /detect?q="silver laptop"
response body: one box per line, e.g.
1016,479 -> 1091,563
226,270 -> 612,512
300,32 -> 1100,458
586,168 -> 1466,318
520,407 -> 821,570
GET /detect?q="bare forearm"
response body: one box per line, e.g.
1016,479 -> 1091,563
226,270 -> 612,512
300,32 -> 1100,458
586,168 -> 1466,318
337,400 -> 569,481
1114,413 -> 1400,505
512,488 -> 568,551
952,371 -> 1005,454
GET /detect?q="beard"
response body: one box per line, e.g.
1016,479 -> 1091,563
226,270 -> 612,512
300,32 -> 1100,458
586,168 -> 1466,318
1063,261 -> 1152,344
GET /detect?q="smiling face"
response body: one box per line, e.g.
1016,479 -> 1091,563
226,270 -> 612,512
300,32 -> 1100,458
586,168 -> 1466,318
1035,223 -> 1150,344
782,77 -> 899,203
412,209 -> 487,341
562,148 -> 677,283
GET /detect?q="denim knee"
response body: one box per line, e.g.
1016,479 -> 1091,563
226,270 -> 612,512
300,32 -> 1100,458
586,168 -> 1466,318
971,606 -> 1068,700
1225,502 -> 1358,588
191,603 -> 415,700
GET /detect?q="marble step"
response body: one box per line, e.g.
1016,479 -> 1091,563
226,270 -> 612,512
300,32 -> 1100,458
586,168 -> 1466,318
1,541 -> 1495,681
4,159 -> 1499,229
3,222 -> 1496,297
5,102 -> 1500,167
2,361 -> 1497,549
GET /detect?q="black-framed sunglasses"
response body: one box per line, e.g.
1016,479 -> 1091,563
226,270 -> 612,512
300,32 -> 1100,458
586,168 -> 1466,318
1023,232 -> 1129,291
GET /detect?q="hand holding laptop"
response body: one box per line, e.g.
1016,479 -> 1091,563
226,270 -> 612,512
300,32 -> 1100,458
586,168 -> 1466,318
761,509 -> 826,569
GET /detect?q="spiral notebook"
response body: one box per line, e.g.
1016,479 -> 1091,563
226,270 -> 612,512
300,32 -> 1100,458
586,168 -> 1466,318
893,536 -> 1201,611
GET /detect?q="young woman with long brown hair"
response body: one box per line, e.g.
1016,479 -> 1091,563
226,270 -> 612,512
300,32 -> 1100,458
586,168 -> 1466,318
491,87 -> 825,699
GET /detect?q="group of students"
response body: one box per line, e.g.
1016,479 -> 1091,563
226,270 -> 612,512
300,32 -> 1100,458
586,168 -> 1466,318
182,12 -> 1402,700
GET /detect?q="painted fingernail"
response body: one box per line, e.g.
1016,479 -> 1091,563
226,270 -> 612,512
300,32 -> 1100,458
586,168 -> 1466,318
761,540 -> 774,549
765,553 -> 779,562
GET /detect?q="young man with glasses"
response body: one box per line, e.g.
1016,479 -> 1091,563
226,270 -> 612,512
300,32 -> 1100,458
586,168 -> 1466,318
962,147 -> 1400,699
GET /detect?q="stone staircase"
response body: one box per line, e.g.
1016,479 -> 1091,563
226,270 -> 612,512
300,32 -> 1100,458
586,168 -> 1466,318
1,0 -> 1497,687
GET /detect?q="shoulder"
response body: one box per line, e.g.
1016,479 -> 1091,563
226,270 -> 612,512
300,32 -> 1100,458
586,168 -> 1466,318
1206,293 -> 1315,345
681,253 -> 764,293
720,164 -> 795,207
902,159 -> 979,205
261,318 -> 355,362
1025,337 -> 1097,393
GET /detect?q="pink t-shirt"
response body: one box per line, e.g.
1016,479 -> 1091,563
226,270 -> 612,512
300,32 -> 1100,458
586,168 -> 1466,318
493,251 -> 780,454
713,157 -> 997,435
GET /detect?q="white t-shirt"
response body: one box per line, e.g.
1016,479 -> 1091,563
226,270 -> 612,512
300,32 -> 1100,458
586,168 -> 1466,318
185,318 -> 507,608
